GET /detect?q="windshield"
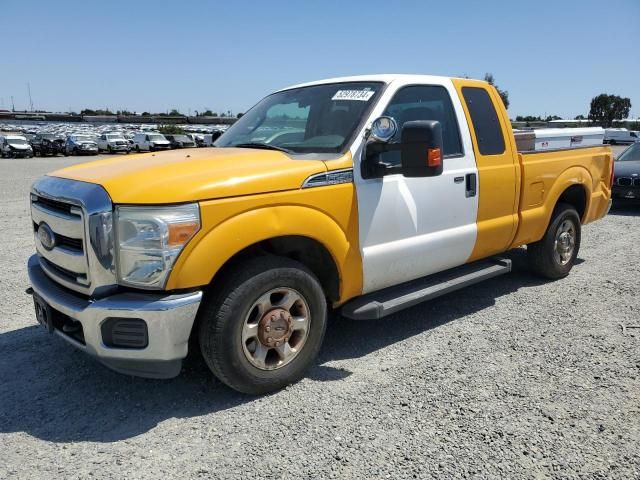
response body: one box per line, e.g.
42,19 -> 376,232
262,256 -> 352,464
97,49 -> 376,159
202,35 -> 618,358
75,135 -> 94,142
216,81 -> 383,153
617,143 -> 640,162
148,134 -> 165,141
107,134 -> 124,140
7,138 -> 28,145
173,135 -> 190,141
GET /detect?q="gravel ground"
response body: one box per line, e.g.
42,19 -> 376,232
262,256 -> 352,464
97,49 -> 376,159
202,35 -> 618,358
1,149 -> 638,479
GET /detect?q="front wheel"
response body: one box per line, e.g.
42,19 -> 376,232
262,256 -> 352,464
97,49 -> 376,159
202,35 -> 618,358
198,256 -> 327,395
527,203 -> 581,279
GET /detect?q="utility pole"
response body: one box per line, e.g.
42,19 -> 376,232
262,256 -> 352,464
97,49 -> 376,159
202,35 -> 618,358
27,82 -> 34,112
11,96 -> 15,112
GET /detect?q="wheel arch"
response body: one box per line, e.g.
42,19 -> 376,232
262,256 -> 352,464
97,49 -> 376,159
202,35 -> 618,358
513,166 -> 593,247
166,205 -> 363,304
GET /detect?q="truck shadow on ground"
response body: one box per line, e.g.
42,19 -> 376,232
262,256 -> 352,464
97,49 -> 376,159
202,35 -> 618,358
0,248 -> 560,443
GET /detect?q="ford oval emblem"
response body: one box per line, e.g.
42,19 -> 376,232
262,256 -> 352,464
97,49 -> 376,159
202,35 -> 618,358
37,223 -> 56,250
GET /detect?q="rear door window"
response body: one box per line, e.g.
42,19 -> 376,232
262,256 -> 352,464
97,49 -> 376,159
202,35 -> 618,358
461,87 -> 505,155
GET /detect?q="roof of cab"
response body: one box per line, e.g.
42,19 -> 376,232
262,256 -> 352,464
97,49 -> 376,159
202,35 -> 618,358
279,74 -> 471,92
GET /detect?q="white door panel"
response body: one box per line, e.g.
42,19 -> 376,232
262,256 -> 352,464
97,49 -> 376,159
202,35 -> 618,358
352,77 -> 478,294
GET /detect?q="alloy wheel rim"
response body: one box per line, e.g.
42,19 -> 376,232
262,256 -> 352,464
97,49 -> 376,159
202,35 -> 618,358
553,219 -> 576,265
241,288 -> 310,370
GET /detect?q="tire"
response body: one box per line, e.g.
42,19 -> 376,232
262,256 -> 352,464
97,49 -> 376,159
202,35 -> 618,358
610,139 -> 616,145
136,145 -> 140,153
198,256 -> 327,395
527,203 -> 581,279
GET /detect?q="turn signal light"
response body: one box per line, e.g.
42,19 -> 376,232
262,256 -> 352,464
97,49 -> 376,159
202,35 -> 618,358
427,148 -> 442,168
168,221 -> 199,246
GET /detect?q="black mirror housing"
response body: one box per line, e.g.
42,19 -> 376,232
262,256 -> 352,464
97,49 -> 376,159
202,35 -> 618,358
401,120 -> 444,177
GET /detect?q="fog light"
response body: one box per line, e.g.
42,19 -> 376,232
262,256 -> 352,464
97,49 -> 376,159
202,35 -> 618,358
101,318 -> 148,349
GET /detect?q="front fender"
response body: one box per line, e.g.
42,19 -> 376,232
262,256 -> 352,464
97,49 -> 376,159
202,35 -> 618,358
165,204 -> 363,302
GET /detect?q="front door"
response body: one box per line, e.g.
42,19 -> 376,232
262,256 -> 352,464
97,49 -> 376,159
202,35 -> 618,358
354,79 -> 479,294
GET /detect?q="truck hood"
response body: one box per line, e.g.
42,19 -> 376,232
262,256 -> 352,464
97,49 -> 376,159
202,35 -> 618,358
49,147 -> 327,204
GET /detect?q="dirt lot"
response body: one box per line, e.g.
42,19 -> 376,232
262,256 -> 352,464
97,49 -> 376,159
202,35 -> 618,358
0,150 -> 638,479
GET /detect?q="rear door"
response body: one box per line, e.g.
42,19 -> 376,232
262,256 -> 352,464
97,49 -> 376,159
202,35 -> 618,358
353,78 -> 479,294
452,79 -> 520,261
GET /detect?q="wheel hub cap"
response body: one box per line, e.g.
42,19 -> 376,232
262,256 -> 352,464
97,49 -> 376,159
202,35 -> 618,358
258,308 -> 293,348
241,288 -> 311,371
554,220 -> 576,265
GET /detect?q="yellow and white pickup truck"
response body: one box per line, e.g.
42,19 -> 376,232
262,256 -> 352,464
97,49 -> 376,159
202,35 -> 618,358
27,75 -> 613,394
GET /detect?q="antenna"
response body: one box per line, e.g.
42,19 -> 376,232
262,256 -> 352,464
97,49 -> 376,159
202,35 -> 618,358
27,82 -> 34,112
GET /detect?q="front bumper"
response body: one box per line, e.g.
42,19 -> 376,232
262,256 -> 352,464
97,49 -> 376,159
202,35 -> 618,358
109,144 -> 130,151
7,149 -> 32,157
27,255 -> 202,378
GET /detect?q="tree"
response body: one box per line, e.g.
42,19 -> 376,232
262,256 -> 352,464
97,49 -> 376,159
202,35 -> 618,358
158,124 -> 185,134
201,109 -> 214,116
574,114 -> 586,120
588,94 -> 631,127
545,115 -> 562,122
168,108 -> 183,116
484,73 -> 509,109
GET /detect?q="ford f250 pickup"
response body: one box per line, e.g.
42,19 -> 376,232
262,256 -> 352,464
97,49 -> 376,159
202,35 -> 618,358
27,75 -> 613,394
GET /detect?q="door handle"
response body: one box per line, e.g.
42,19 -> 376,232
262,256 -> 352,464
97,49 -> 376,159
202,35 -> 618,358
465,173 -> 477,198
454,176 -> 464,183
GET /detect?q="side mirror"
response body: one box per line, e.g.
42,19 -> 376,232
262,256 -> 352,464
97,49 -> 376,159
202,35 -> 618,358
401,120 -> 443,177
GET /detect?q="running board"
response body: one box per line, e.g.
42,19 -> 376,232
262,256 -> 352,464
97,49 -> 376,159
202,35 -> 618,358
341,258 -> 512,320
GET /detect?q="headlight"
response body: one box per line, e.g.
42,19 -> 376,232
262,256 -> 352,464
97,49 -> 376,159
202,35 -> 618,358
115,204 -> 200,289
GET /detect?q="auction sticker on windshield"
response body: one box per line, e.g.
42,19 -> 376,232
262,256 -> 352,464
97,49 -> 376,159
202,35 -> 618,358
332,90 -> 375,101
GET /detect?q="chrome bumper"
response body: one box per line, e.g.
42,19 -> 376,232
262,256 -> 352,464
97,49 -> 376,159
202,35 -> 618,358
27,255 -> 202,378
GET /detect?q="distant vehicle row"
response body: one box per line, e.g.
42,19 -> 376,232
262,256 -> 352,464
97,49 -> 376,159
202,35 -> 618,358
0,130 -> 225,158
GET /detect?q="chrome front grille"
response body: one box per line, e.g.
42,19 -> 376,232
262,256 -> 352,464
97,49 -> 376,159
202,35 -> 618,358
31,194 -> 90,288
31,176 -> 117,297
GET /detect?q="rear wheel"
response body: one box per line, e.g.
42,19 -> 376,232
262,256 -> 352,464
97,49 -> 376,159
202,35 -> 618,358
527,203 -> 581,279
198,256 -> 327,395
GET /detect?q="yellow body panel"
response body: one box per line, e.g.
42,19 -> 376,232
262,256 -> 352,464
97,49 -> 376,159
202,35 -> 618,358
51,147 -> 327,204
511,147 -> 612,247
166,182 -> 363,304
451,79 -> 521,261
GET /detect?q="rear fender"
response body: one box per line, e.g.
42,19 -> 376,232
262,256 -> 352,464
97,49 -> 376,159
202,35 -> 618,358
513,165 -> 592,246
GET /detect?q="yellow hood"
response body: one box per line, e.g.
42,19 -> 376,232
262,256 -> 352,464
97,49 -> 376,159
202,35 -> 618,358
50,148 -> 327,204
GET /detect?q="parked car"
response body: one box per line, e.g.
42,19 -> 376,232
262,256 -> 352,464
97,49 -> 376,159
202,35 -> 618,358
185,133 -> 204,147
26,74 -> 613,395
133,132 -> 171,152
97,133 -> 131,154
164,134 -> 196,149
202,130 -> 223,146
65,134 -> 99,156
604,128 -> 638,145
0,135 -> 34,158
30,134 -> 65,157
612,142 -> 640,203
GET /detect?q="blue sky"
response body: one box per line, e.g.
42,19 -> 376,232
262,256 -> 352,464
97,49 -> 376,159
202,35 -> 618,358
2,0 -> 638,119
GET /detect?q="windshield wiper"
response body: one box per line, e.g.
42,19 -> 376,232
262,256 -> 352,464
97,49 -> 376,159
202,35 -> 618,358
232,142 -> 293,154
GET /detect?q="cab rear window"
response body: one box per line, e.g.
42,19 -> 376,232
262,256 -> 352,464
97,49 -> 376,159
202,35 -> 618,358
462,87 -> 505,155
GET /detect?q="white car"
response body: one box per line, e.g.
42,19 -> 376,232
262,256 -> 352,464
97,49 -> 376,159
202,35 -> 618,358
133,132 -> 171,152
0,135 -> 33,158
97,133 -> 131,154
